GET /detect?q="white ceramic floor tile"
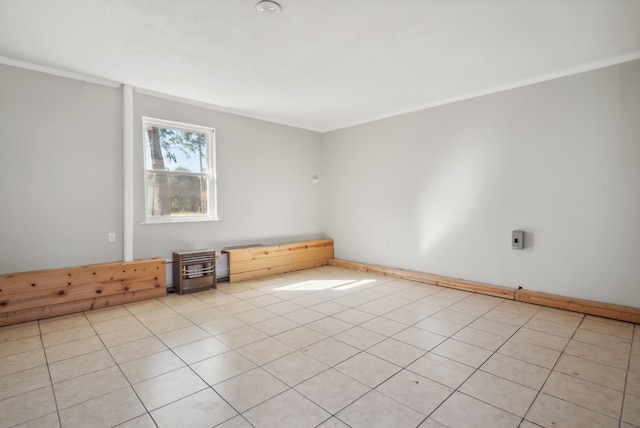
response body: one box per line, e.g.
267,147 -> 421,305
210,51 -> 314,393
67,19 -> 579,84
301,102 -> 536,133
564,339 -> 629,369
263,351 -> 329,386
44,335 -> 105,364
49,349 -> 115,383
334,352 -> 401,388
215,415 -> 254,428
157,325 -> 209,348
53,365 -> 129,410
236,337 -> 295,365
542,371 -> 623,419
0,386 -> 57,427
119,350 -> 185,384
337,390 -> 426,428
526,393 -> 618,428
431,392 -> 521,428
306,317 -> 353,336
333,326 -> 386,350
0,348 -> 46,377
0,365 -> 51,401
173,336 -> 231,364
407,353 -> 474,389
317,417 -> 351,428
133,367 -> 208,410
150,388 -> 238,428
459,370 -> 537,417
116,414 -> 157,428
191,351 -> 257,386
274,326 -> 328,349
60,386 -> 146,427
413,317 -> 464,337
481,353 -> 550,390
295,368 -> 370,414
554,353 -> 627,391
366,338 -> 426,367
392,326 -> 446,351
376,369 -> 452,415
108,336 -> 168,364
498,339 -> 561,369
39,315 -> 89,334
360,317 -> 407,337
243,389 -> 331,428
13,411 -> 61,428
213,368 -> 288,413
302,337 -> 360,366
431,339 -> 492,368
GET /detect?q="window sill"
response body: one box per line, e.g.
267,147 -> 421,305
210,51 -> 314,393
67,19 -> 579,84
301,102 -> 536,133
139,217 -> 221,225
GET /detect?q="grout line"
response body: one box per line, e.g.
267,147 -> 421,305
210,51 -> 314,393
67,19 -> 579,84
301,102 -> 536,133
37,319 -> 64,428
619,323 -> 636,428
86,306 -> 159,428
419,301 -> 542,425
516,310 -> 581,425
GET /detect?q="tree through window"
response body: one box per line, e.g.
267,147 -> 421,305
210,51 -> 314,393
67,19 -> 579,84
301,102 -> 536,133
143,117 -> 217,222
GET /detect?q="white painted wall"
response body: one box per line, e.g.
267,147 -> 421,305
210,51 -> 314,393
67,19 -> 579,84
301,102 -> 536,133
321,60 -> 640,307
0,64 -> 123,272
132,93 -> 324,260
0,65 -> 323,273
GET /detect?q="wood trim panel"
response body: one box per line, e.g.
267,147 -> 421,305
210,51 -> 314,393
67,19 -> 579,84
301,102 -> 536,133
229,258 -> 332,283
0,259 -> 163,295
224,239 -> 334,282
225,239 -> 333,262
515,289 -> 640,324
0,259 -> 166,326
329,259 -> 516,299
0,288 -> 166,327
330,258 -> 640,323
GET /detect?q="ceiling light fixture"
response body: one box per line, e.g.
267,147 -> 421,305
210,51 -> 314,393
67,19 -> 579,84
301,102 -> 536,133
255,0 -> 281,15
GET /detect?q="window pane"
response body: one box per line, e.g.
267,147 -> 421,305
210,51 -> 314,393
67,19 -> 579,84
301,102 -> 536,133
146,172 -> 209,217
144,125 -> 208,173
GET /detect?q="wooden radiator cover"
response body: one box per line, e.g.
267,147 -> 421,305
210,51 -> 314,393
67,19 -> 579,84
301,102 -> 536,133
223,239 -> 334,282
0,258 -> 166,326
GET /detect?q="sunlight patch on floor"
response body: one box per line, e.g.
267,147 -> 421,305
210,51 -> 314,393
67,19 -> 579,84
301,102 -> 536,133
272,278 -> 377,291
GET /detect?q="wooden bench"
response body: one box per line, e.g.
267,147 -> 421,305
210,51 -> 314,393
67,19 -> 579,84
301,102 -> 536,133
0,258 -> 166,326
223,239 -> 334,282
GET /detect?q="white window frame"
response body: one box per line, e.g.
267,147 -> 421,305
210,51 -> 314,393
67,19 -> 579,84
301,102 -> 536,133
142,117 -> 218,223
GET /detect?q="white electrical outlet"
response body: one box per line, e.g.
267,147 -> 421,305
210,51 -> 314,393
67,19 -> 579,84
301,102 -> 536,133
108,232 -> 116,242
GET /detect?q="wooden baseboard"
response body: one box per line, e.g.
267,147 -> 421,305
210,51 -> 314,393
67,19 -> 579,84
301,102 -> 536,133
0,258 -> 166,326
329,258 -> 640,323
515,289 -> 640,324
329,259 -> 516,299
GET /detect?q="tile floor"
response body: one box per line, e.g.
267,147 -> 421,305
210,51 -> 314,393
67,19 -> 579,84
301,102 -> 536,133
1,266 -> 639,428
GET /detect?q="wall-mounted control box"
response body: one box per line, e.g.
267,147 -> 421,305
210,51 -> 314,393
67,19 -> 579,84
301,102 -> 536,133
512,230 -> 524,250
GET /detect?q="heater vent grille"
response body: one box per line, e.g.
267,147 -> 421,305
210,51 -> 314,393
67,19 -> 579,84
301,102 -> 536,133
173,249 -> 216,294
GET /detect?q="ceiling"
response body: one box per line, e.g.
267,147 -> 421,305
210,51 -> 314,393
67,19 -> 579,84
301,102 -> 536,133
1,0 -> 639,132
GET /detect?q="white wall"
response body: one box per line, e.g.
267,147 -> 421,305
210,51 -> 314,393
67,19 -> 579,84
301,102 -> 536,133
0,65 -> 323,273
132,93 -> 324,259
0,64 -> 123,272
321,60 -> 640,307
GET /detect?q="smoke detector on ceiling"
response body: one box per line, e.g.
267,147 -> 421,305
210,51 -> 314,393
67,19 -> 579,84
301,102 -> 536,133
256,1 -> 281,15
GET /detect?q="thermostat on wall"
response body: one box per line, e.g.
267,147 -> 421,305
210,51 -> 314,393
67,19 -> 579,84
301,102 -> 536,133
512,230 -> 524,250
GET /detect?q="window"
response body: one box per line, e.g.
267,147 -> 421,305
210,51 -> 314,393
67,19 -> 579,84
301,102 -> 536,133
142,117 -> 217,222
